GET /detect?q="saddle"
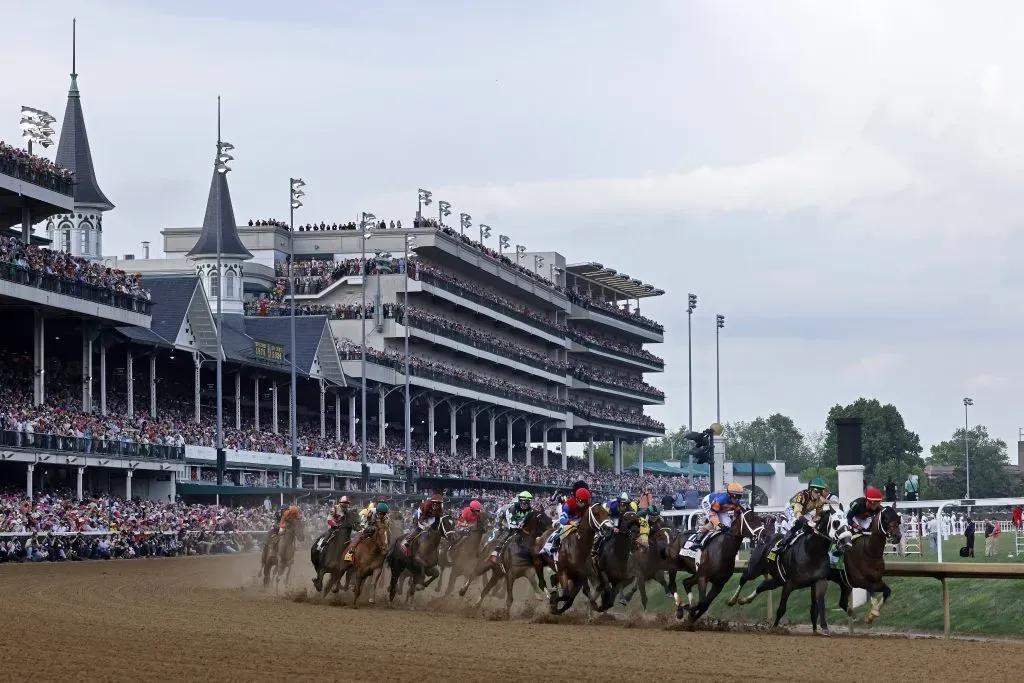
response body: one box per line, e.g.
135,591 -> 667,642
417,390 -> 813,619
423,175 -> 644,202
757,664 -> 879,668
767,528 -> 805,562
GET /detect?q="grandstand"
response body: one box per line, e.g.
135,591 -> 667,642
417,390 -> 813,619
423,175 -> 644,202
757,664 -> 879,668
1,44 -> 675,507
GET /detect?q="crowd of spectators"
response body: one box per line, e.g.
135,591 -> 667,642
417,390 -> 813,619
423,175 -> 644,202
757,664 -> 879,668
568,327 -> 664,366
570,363 -> 664,399
0,234 -> 150,303
246,218 -> 287,229
0,140 -> 73,193
271,256 -> 413,296
565,289 -> 664,333
568,398 -> 665,431
291,219 -> 406,232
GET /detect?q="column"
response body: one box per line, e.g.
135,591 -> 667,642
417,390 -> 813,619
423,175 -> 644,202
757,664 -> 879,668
99,341 -> 107,415
506,417 -> 514,463
27,464 -> 35,502
470,414 -> 478,459
254,377 -> 260,429
377,391 -> 386,448
169,471 -> 177,502
235,373 -> 242,430
81,328 -> 92,412
126,349 -> 134,418
613,436 -> 621,475
335,391 -> 342,443
542,427 -> 549,468
524,420 -> 533,466
587,434 -> 595,474
321,380 -> 328,440
126,470 -> 133,500
76,467 -> 84,501
193,352 -> 202,424
713,436 -> 727,492
272,381 -> 279,434
449,403 -> 458,455
489,413 -> 497,460
33,311 -> 44,406
561,429 -> 568,470
149,354 -> 157,418
427,397 -> 436,454
348,394 -> 357,445
638,440 -> 645,475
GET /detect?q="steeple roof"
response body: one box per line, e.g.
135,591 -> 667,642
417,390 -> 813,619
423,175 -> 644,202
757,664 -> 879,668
54,20 -> 114,212
186,158 -> 252,259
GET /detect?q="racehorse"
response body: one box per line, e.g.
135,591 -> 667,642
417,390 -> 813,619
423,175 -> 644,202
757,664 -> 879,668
830,505 -> 902,623
671,509 -> 766,622
441,515 -> 489,597
618,521 -> 677,610
345,511 -> 392,607
729,505 -> 853,636
261,516 -> 305,589
549,504 -> 609,614
310,523 -> 355,596
463,509 -> 551,614
386,514 -> 457,603
591,509 -> 642,612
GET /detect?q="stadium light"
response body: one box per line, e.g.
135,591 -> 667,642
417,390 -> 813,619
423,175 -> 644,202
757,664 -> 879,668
20,106 -> 57,154
438,200 -> 452,226
215,141 -> 234,174
288,177 -> 305,474
533,254 -> 544,273
515,244 -> 526,267
687,293 -> 697,481
963,397 -> 974,499
359,211 -> 376,491
417,188 -> 433,222
716,314 -> 725,425
479,224 -> 491,243
459,213 -> 472,239
403,234 -> 417,488
498,234 -> 510,257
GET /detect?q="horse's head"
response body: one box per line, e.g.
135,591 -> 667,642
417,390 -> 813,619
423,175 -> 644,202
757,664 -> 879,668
437,514 -> 458,542
287,516 -> 305,542
619,510 -> 642,538
735,509 -> 767,545
879,506 -> 902,543
818,505 -> 853,552
587,503 -> 611,534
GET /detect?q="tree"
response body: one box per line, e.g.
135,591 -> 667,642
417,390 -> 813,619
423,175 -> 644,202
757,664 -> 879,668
822,398 -> 923,479
927,425 -> 1023,499
722,413 -> 814,472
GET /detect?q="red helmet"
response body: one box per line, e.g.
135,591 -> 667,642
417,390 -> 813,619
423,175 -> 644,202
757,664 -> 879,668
865,487 -> 883,502
469,500 -> 482,512
575,488 -> 591,501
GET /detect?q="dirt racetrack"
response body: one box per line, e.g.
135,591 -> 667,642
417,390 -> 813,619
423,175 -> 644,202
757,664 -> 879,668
0,554 -> 1021,683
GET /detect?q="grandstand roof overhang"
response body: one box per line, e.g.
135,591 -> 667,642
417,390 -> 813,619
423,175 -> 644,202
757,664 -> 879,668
566,262 -> 664,300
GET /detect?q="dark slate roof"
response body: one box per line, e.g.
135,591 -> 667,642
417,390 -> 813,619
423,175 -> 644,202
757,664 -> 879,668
244,315 -> 329,375
54,74 -> 114,211
141,276 -> 202,342
117,325 -> 172,348
185,163 -> 253,259
220,314 -> 289,372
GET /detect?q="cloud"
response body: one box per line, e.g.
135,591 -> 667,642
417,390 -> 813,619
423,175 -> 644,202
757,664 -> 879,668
842,353 -> 903,382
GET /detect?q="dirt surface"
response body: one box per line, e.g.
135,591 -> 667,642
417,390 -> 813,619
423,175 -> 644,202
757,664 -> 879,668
0,554 -> 1021,683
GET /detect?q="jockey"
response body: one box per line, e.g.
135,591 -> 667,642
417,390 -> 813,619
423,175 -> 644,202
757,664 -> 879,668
778,477 -> 829,547
326,496 -> 356,543
347,502 -> 389,556
847,487 -> 884,533
358,500 -> 376,527
685,482 -> 745,552
594,492 -> 636,556
541,487 -> 591,558
638,505 -> 661,547
457,500 -> 484,532
488,491 -> 534,563
402,493 -> 443,551
275,504 -> 301,535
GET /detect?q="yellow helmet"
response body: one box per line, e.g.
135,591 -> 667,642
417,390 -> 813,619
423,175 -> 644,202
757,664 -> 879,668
726,483 -> 744,496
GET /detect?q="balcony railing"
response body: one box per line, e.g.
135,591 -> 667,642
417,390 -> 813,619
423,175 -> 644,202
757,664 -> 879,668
0,156 -> 74,197
415,269 -> 566,338
569,407 -> 666,433
568,292 -> 664,334
0,263 -> 152,315
568,331 -> 664,368
396,308 -> 566,376
0,430 -> 184,460
571,370 -> 665,400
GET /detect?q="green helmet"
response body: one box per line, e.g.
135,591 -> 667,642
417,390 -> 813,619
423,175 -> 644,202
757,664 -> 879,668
808,478 -> 827,490
375,502 -> 390,514
648,505 -> 660,516
518,491 -> 533,501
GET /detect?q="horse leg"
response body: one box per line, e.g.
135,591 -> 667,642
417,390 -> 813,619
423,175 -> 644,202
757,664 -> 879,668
864,580 -> 891,623
523,566 -> 544,600
736,575 -> 780,607
638,578 -> 649,611
369,565 -> 385,605
773,582 -> 794,627
812,578 -> 830,635
351,570 -> 368,609
674,575 -> 697,611
387,565 -> 401,603
504,571 -> 516,617
689,580 -> 725,623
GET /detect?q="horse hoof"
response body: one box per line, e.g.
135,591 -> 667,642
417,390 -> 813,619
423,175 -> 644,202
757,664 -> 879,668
864,614 -> 876,624
675,606 -> 688,620
818,629 -> 831,637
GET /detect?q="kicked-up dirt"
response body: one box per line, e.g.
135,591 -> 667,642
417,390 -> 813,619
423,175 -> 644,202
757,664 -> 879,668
0,553 -> 1020,682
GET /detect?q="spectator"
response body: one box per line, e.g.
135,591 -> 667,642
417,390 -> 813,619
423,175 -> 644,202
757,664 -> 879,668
964,516 -> 975,558
884,478 -> 897,503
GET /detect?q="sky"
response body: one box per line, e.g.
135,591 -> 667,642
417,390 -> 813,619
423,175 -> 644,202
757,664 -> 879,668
3,0 -> 1024,456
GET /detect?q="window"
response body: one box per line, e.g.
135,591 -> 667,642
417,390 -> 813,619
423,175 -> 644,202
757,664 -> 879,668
62,230 -> 71,253
210,272 -> 220,297
224,271 -> 235,298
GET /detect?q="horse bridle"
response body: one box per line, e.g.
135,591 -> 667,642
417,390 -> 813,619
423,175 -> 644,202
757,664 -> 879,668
737,509 -> 766,544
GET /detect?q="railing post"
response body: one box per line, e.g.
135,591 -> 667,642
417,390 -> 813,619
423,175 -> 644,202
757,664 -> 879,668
941,577 -> 950,639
